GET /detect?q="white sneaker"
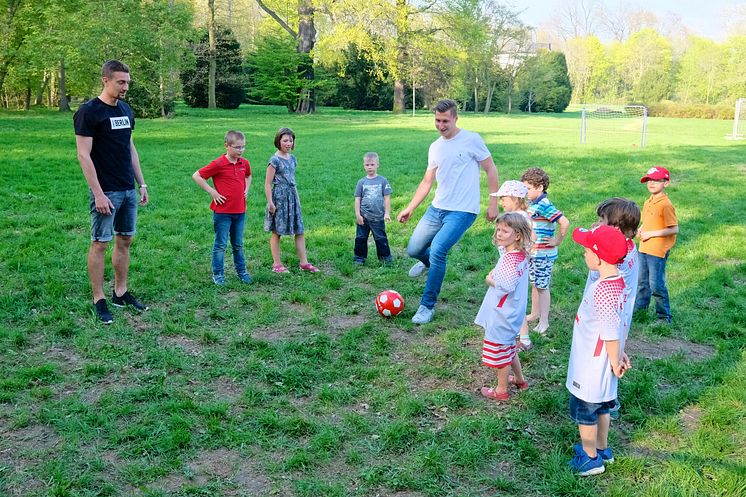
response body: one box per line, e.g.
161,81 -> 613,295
412,305 -> 434,324
408,261 -> 429,277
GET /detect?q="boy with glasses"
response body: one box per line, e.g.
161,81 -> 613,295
634,166 -> 678,323
192,130 -> 253,285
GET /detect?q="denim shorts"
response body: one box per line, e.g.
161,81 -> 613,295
529,257 -> 555,289
90,189 -> 138,242
569,394 -> 616,426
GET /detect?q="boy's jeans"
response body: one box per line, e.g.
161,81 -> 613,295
635,251 -> 671,321
212,213 -> 247,276
406,206 -> 477,309
354,218 -> 392,262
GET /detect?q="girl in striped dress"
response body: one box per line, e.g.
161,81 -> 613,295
475,213 -> 532,401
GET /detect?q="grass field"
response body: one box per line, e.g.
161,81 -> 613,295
1,104 -> 744,497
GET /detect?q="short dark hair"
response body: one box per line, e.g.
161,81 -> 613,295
521,167 -> 550,193
597,197 -> 641,239
224,130 -> 245,145
101,60 -> 130,78
434,99 -> 458,117
274,127 -> 295,150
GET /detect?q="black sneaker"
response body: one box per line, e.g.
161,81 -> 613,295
94,299 -> 113,324
112,291 -> 149,311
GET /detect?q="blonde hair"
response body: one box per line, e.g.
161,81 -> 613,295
503,196 -> 528,212
363,152 -> 379,162
224,130 -> 245,145
493,212 -> 532,253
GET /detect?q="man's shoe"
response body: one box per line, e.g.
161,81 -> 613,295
238,272 -> 253,284
408,261 -> 428,277
411,305 -> 434,324
112,291 -> 149,311
568,447 -> 605,476
94,299 -> 113,324
213,273 -> 225,285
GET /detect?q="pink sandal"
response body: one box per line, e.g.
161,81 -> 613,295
508,375 -> 529,390
299,263 -> 320,273
481,387 -> 510,401
272,263 -> 289,273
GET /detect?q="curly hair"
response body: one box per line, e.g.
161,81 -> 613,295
520,167 -> 550,193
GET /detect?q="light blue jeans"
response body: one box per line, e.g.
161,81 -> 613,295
212,213 -> 247,276
407,206 -> 477,309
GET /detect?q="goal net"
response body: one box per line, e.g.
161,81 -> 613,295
729,98 -> 745,140
580,104 -> 648,147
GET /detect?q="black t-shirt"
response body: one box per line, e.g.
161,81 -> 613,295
73,98 -> 136,192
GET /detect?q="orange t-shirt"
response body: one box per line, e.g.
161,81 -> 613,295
639,194 -> 677,258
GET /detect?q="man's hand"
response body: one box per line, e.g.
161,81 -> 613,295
398,208 -> 413,224
95,193 -> 115,215
139,186 -> 149,206
486,204 -> 499,222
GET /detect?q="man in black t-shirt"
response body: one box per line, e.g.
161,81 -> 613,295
74,60 -> 150,324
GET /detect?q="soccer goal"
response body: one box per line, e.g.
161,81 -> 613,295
580,104 -> 648,147
729,98 -> 745,140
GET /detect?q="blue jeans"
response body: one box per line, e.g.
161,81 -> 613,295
407,206 -> 477,309
354,218 -> 392,262
635,251 -> 671,321
212,213 -> 247,276
89,189 -> 138,241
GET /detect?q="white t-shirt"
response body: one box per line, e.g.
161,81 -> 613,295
584,239 -> 639,344
566,275 -> 626,403
428,129 -> 491,214
474,250 -> 529,344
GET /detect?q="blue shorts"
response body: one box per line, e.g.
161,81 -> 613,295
569,394 -> 616,426
90,189 -> 138,242
529,257 -> 555,289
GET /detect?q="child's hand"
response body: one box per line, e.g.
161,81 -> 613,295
211,191 -> 227,205
639,230 -> 652,241
485,272 -> 495,287
611,361 -> 625,378
356,214 -> 364,225
547,236 -> 560,247
267,202 -> 276,215
620,352 -> 632,374
384,213 -> 391,222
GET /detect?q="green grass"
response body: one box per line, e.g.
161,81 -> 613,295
0,104 -> 744,496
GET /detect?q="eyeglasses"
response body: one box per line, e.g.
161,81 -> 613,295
230,145 -> 246,151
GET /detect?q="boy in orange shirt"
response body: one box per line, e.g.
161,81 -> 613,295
634,166 -> 678,323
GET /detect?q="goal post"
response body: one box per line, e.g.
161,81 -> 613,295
729,98 -> 745,140
580,104 -> 648,147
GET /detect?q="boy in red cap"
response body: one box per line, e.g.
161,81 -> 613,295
566,225 -> 629,476
634,166 -> 678,323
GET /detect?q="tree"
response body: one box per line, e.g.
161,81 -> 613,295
675,37 -> 723,104
181,27 -> 246,109
615,28 -> 673,103
247,32 -> 306,111
334,44 -> 393,110
516,50 -> 572,112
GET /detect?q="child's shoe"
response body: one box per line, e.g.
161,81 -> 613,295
609,398 -> 621,421
569,446 -> 605,476
238,272 -> 253,284
597,446 -> 614,464
212,273 -> 225,285
299,262 -> 320,273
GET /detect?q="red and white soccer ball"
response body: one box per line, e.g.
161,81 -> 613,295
375,290 -> 405,318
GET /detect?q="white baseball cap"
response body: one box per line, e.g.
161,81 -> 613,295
490,180 -> 528,198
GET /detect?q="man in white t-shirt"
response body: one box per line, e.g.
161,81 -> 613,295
397,99 -> 499,324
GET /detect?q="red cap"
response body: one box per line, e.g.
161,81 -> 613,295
572,225 -> 627,265
640,166 -> 670,183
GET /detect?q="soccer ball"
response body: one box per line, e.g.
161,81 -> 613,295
375,290 -> 405,318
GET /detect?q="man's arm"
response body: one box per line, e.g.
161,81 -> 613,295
480,156 -> 499,221
76,135 -> 114,215
397,167 -> 436,223
130,139 -> 148,206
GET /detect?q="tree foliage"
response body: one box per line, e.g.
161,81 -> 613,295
181,27 -> 246,109
516,50 -> 572,112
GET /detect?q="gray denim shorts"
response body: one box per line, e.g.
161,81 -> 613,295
90,189 -> 138,242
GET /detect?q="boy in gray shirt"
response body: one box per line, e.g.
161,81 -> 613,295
354,152 -> 393,264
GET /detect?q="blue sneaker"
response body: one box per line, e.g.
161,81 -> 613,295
569,446 -> 605,476
212,273 -> 225,285
238,272 -> 253,284
609,398 -> 621,421
597,446 -> 614,464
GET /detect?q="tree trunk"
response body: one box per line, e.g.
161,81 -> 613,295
294,0 -> 316,113
24,85 -> 31,110
484,81 -> 496,114
207,0 -> 217,109
35,71 -> 48,106
393,80 -> 405,113
58,58 -> 71,112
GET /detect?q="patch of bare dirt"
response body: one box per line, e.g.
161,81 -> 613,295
158,335 -> 203,356
626,335 -> 715,361
0,424 -> 60,496
680,405 -> 703,433
42,345 -> 84,372
141,448 -> 274,496
328,313 -> 369,331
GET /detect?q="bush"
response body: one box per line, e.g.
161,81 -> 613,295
125,82 -> 175,119
647,100 -> 734,119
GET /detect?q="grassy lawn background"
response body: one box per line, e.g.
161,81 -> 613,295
0,105 -> 744,496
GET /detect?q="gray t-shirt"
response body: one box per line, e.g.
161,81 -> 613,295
354,175 -> 392,221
